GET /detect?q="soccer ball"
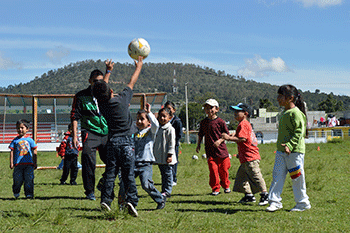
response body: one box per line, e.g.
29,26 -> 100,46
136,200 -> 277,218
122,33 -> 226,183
128,38 -> 150,60
192,155 -> 198,160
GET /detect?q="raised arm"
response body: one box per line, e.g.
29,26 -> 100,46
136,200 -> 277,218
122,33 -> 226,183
104,59 -> 115,83
127,56 -> 143,90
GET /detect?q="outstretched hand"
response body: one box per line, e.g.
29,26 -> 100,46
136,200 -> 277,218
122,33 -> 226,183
105,59 -> 114,71
134,56 -> 143,69
145,102 -> 151,113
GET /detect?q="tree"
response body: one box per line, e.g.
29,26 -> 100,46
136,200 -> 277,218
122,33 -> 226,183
178,102 -> 206,130
317,93 -> 344,113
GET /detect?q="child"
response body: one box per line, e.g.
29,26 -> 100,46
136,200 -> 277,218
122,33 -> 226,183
222,103 -> 268,205
119,103 -> 166,209
92,56 -> 143,217
196,99 -> 231,195
57,123 -> 80,185
164,101 -> 183,186
9,119 -> 37,199
153,107 -> 176,198
266,84 -> 311,212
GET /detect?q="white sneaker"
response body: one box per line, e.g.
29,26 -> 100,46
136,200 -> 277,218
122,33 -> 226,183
101,202 -> 111,212
126,202 -> 138,217
290,204 -> 311,212
266,204 -> 283,212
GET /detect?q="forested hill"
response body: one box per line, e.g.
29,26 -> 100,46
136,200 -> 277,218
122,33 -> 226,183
1,59 -> 349,111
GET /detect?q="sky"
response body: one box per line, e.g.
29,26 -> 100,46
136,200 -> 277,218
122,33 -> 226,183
0,0 -> 349,96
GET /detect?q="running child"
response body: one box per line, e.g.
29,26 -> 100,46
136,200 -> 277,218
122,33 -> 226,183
153,107 -> 176,198
57,123 -> 80,185
196,99 -> 231,195
222,103 -> 268,205
119,103 -> 166,209
9,119 -> 37,199
266,84 -> 311,212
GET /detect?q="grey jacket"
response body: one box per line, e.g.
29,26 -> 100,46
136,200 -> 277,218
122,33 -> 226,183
153,122 -> 176,165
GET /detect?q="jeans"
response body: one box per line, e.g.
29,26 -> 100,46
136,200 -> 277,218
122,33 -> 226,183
158,164 -> 173,194
60,155 -> 78,183
119,162 -> 164,204
172,145 -> 179,183
100,135 -> 138,207
13,165 -> 34,197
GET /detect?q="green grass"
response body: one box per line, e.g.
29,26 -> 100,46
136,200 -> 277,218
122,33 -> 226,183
1,141 -> 349,232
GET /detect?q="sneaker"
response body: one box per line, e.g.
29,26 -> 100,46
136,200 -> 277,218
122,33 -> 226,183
161,192 -> 171,198
126,202 -> 138,217
70,181 -> 77,185
224,188 -> 231,194
26,195 -> 33,199
86,193 -> 96,201
14,193 -> 20,199
60,181 -> 67,185
172,182 -> 177,186
211,191 -> 220,196
101,202 -> 111,212
259,193 -> 269,206
266,204 -> 283,212
290,204 -> 311,212
239,195 -> 256,203
156,201 -> 166,210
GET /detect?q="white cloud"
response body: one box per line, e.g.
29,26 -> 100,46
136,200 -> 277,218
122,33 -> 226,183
0,52 -> 21,70
237,55 -> 292,78
295,0 -> 343,8
45,46 -> 70,64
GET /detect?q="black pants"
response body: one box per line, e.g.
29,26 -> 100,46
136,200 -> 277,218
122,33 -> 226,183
81,130 -> 108,195
60,155 -> 79,183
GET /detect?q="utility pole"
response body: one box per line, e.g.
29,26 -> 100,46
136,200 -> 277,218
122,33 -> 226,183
185,82 -> 190,144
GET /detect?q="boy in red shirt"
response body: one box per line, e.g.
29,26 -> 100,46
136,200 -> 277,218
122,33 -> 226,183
222,103 -> 268,205
196,99 -> 231,196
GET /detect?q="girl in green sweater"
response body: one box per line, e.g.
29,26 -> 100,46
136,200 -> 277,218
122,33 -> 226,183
266,84 -> 311,212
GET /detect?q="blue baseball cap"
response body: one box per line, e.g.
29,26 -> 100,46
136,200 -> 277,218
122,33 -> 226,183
230,103 -> 251,115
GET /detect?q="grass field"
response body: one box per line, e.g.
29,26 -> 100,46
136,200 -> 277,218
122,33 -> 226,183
0,140 -> 349,232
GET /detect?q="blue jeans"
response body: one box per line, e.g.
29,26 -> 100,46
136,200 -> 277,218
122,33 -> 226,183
100,135 -> 138,207
172,145 -> 180,183
119,162 -> 164,204
13,165 -> 34,197
158,164 -> 173,195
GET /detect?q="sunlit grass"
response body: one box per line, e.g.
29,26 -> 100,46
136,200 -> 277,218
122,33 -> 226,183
0,140 -> 349,232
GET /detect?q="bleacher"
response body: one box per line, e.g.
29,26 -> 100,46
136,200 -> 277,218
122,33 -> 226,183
0,123 -> 73,144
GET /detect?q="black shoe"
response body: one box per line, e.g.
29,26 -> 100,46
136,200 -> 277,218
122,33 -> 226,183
70,181 -> 77,185
60,181 -> 67,185
259,193 -> 269,206
156,201 -> 166,209
239,195 -> 256,204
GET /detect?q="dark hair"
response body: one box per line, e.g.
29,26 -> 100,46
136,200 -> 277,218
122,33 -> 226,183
158,107 -> 173,118
16,119 -> 30,129
137,109 -> 150,122
89,69 -> 104,80
278,84 -> 308,136
92,80 -> 112,102
164,101 -> 176,110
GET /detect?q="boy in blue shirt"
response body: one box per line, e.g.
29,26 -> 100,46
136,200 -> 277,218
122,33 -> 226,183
9,119 -> 38,199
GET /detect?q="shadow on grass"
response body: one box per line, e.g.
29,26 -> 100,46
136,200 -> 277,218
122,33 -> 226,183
175,207 -> 264,215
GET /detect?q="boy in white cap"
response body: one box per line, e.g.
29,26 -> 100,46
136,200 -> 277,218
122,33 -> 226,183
196,99 -> 231,195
